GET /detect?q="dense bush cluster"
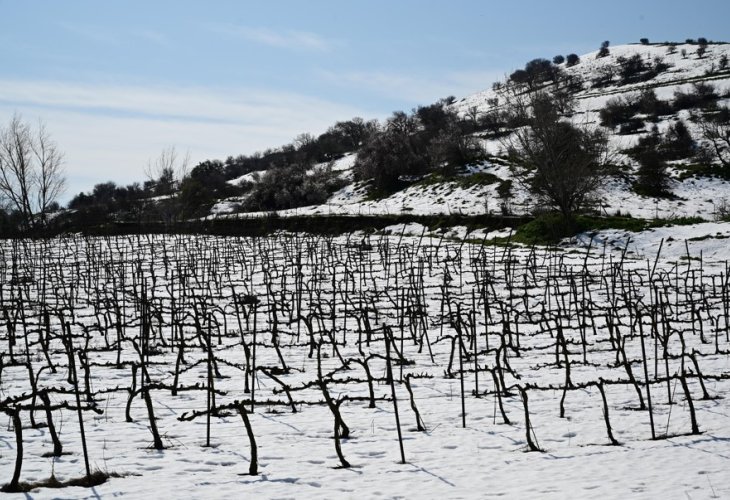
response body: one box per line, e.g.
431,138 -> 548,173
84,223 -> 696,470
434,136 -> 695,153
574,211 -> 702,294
617,54 -> 670,84
673,82 -> 719,111
599,90 -> 673,131
68,181 -> 149,224
600,83 -> 721,133
353,101 -> 485,193
509,58 -> 564,90
591,54 -> 673,89
221,118 -> 378,180
177,160 -> 244,217
242,163 -> 347,212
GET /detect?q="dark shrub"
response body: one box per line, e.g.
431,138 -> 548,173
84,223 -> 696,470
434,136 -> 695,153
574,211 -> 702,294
637,89 -> 673,118
566,53 -> 580,67
509,58 -> 561,89
673,82 -> 718,110
663,120 -> 695,160
629,131 -> 672,197
618,118 -> 645,135
597,40 -> 610,58
243,163 -> 346,211
600,96 -> 636,128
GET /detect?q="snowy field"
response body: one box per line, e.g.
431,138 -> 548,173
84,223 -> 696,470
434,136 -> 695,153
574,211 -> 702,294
1,230 -> 729,499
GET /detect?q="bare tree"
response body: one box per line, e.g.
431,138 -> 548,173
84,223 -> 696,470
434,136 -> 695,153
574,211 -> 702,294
293,133 -> 316,150
144,146 -> 191,224
34,121 -> 66,223
503,90 -> 613,219
145,146 -> 190,197
0,115 -> 33,225
698,107 -> 730,169
465,106 -> 481,127
0,113 -> 65,230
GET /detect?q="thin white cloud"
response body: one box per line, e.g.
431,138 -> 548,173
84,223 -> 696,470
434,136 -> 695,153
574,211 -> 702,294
210,24 -> 332,52
59,22 -> 171,47
320,69 -> 504,104
0,79 -> 365,126
0,79 -> 368,199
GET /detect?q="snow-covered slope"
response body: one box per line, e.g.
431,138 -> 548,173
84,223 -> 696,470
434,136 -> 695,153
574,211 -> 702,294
455,43 -> 730,115
212,42 -> 730,222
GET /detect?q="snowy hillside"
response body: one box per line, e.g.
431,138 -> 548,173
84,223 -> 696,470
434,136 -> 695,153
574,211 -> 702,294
455,42 -> 730,114
208,42 -> 730,223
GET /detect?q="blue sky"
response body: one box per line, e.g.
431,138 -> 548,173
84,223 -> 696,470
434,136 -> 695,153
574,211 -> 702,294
1,0 -> 728,201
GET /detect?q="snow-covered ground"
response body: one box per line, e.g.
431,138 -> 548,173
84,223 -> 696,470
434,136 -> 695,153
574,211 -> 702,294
577,220 -> 730,261
210,170 -> 730,221
1,228 -> 729,499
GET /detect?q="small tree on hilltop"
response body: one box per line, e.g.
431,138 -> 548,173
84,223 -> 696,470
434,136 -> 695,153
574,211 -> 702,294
697,38 -> 709,58
509,58 -> 562,90
597,40 -> 610,58
553,55 -> 565,65
566,53 -> 580,67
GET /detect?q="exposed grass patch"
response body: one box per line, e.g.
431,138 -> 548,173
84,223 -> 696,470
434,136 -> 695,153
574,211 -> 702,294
632,184 -> 678,199
507,213 -> 707,245
509,214 -> 604,245
675,163 -> 730,181
688,233 -> 730,241
658,216 -> 706,226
